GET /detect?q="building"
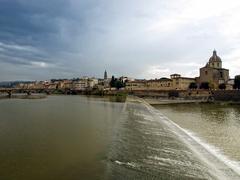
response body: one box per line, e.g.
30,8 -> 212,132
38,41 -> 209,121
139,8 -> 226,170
170,74 -> 196,90
125,80 -> 147,91
72,79 -> 88,90
72,78 -> 99,90
147,78 -> 172,90
104,70 -> 109,88
62,80 -> 73,89
199,50 -> 229,89
88,78 -> 98,88
16,82 -> 37,89
226,79 -> 234,90
47,82 -> 58,89
34,81 -> 45,89
125,75 -> 195,91
104,70 -> 107,80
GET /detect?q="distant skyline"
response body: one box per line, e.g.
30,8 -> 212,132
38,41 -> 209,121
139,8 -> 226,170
0,0 -> 240,81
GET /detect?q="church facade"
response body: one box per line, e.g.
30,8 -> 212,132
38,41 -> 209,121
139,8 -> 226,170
198,50 -> 229,89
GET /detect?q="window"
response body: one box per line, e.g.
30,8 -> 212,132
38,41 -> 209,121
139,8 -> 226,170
217,63 -> 219,67
220,72 -> 223,78
205,71 -> 208,75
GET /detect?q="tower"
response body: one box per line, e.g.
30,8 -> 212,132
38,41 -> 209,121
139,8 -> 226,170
207,50 -> 222,69
104,70 -> 107,80
199,50 -> 229,88
104,70 -> 108,87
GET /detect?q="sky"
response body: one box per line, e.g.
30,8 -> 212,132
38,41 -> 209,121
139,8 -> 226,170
0,0 -> 240,81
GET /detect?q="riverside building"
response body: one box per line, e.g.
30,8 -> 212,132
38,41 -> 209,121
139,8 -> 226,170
198,50 -> 229,89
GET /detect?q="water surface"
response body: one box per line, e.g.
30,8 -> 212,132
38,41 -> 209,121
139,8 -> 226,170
1,96 -> 240,179
154,103 -> 240,162
0,96 -> 124,180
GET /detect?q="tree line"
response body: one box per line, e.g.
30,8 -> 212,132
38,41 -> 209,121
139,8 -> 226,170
109,76 -> 125,89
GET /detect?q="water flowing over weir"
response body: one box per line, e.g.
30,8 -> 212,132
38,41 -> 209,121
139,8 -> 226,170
104,97 -> 240,180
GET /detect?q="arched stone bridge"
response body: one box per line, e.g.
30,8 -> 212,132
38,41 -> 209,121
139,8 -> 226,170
0,88 -> 54,98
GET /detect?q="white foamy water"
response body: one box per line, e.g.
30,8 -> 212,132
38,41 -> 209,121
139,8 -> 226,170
150,103 -> 240,180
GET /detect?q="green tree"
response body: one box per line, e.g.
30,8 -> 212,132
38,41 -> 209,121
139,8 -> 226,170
218,83 -> 226,90
109,76 -> 126,89
234,75 -> 240,89
189,82 -> 197,89
200,82 -> 209,89
115,80 -> 124,89
110,76 -> 116,87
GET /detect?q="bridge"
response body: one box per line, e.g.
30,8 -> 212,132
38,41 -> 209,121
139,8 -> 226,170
0,88 -> 89,97
0,88 -> 53,98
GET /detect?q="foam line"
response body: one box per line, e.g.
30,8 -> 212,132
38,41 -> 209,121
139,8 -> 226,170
144,102 -> 240,179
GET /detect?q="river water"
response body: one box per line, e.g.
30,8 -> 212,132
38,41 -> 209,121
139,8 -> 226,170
0,96 -> 240,179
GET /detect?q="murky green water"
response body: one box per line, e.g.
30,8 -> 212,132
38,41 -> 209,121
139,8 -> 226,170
0,96 -> 124,180
1,97 -> 240,179
154,103 -> 240,162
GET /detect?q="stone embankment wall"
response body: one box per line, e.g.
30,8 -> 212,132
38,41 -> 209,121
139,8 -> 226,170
128,89 -> 240,102
179,90 -> 211,100
129,90 -> 211,100
212,90 -> 240,101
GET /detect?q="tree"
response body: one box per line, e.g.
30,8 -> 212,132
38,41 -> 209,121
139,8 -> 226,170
200,82 -> 209,89
109,76 -> 125,89
115,80 -> 125,89
110,76 -> 116,87
218,83 -> 226,90
234,75 -> 240,89
189,82 -> 197,89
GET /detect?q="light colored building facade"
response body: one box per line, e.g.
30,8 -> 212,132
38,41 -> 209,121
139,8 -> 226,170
88,78 -> 98,88
125,80 -> 147,91
125,75 -> 195,91
62,80 -> 73,89
147,78 -> 172,90
46,82 -> 58,89
170,74 -> 196,90
226,79 -> 234,90
72,78 -> 98,90
199,50 -> 229,89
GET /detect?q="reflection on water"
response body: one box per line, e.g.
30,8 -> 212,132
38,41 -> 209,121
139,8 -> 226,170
105,102 -> 217,179
154,103 -> 240,161
1,96 -> 240,179
0,96 -> 124,180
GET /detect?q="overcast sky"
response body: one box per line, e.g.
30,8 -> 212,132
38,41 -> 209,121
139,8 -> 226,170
0,0 -> 240,81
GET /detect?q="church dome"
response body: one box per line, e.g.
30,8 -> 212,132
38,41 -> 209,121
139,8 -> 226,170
209,50 -> 222,62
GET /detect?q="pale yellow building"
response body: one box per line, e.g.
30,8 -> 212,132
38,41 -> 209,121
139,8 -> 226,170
147,78 -> 172,90
63,80 -> 73,89
171,74 -> 196,90
125,80 -> 147,91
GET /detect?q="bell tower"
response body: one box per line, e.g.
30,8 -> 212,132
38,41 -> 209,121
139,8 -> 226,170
104,70 -> 107,80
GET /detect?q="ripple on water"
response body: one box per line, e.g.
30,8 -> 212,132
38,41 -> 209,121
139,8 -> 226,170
105,102 -> 217,180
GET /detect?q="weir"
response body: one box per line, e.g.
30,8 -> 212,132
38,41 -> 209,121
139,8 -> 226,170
106,96 -> 240,180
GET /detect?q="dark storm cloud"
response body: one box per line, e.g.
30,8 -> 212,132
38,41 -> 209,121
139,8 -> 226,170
0,0 -> 70,47
0,0 -> 240,80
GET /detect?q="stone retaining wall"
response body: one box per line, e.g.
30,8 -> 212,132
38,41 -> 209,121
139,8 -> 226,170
212,90 -> 240,101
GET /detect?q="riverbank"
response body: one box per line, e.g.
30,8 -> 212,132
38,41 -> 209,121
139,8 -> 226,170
2,91 -> 240,105
143,97 -> 207,105
0,94 -> 47,100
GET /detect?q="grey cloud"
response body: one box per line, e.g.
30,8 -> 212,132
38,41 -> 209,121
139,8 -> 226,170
0,0 -> 239,80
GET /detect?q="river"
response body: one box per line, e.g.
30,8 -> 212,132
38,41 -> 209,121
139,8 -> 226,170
0,96 -> 240,179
